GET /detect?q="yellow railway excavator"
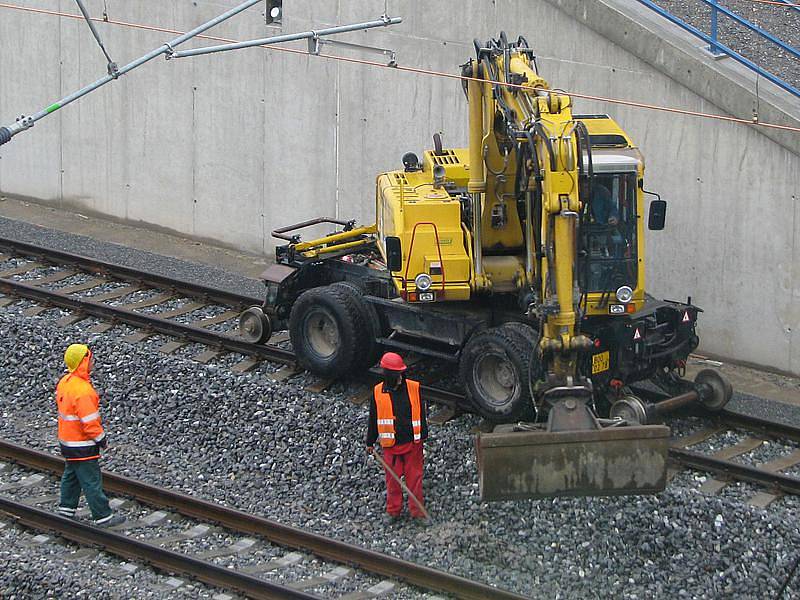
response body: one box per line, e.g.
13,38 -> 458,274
239,34 -> 733,500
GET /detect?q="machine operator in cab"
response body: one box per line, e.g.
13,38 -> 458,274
366,352 -> 429,519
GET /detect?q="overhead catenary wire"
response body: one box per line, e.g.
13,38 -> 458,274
0,1 -> 798,135
0,0 -> 267,146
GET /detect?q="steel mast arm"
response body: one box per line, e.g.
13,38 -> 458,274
168,16 -> 402,59
0,0 -> 266,146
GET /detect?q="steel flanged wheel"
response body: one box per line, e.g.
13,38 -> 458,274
610,395 -> 648,425
695,368 -> 733,411
238,306 -> 272,344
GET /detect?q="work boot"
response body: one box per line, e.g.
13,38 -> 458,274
410,514 -> 428,525
94,513 -> 125,528
382,512 -> 402,524
56,506 -> 77,520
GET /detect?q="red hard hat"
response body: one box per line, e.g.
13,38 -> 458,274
380,352 -> 407,371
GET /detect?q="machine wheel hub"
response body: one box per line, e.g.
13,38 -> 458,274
305,308 -> 339,358
474,351 -> 519,408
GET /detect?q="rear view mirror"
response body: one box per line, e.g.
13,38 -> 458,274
385,236 -> 402,271
648,200 -> 667,230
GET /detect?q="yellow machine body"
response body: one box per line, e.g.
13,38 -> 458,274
373,37 -> 670,500
376,154 -> 473,301
376,115 -> 647,315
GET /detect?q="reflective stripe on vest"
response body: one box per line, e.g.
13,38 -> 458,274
58,411 -> 100,423
55,371 -> 105,461
373,379 -> 422,448
58,439 -> 97,447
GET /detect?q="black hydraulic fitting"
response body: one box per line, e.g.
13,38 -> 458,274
0,127 -> 11,146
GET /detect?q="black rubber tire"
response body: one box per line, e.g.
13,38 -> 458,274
459,323 -> 535,423
289,286 -> 362,378
503,322 -> 544,408
329,282 -> 382,370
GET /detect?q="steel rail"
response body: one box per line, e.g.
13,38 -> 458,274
717,410 -> 800,444
0,277 -> 295,364
668,447 -> 800,495
0,495 -> 318,600
0,236 -> 263,306
0,440 -> 528,600
0,238 -> 466,407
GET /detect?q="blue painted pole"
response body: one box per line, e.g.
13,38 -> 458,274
709,0 -> 722,55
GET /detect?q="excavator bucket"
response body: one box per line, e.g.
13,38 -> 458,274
475,424 -> 670,500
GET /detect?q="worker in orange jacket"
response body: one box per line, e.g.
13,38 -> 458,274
366,352 -> 428,518
56,344 -> 124,527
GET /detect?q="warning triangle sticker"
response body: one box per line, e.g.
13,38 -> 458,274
633,328 -> 642,340
682,311 -> 691,323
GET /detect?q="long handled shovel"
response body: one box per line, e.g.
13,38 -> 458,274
368,448 -> 430,521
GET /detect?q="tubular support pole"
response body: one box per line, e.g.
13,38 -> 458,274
73,0 -> 116,72
169,16 -> 403,59
0,0 -> 264,146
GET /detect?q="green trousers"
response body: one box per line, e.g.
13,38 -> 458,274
58,459 -> 111,521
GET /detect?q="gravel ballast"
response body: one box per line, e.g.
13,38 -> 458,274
0,514 -> 219,599
0,217 -> 265,300
3,224 -> 800,597
1,301 -> 800,599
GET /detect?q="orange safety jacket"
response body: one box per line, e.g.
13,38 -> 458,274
373,379 -> 423,448
55,357 -> 106,461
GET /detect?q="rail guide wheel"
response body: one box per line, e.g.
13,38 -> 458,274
609,395 -> 649,425
239,306 -> 273,344
695,368 -> 733,411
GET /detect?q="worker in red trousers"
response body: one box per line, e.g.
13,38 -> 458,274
366,352 -> 428,518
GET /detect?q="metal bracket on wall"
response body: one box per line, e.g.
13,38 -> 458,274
307,36 -> 397,67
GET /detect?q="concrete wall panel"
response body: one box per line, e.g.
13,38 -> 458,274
0,0 -> 63,201
0,0 -> 798,373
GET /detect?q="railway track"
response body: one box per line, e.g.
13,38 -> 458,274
667,410 -> 800,506
0,439 -> 525,600
0,236 -> 462,407
2,237 -> 800,504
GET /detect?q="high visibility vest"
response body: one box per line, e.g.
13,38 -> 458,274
373,379 -> 422,448
55,371 -> 105,461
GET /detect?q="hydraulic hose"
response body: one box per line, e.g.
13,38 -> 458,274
533,122 -> 557,172
0,127 -> 11,146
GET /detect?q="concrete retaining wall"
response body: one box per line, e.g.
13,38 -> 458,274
1,0 -> 798,374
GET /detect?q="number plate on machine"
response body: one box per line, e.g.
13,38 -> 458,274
592,351 -> 610,374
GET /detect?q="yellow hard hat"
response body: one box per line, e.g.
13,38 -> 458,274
64,344 -> 90,372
